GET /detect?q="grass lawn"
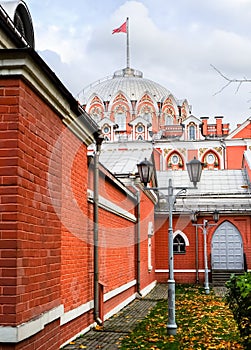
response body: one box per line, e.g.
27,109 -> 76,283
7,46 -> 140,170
120,285 -> 243,349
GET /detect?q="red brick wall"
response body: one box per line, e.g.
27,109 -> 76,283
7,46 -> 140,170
60,311 -> 93,347
139,192 -> 155,290
88,164 -> 137,293
103,285 -> 135,317
60,129 -> 92,313
155,214 -> 251,284
60,161 -> 147,344
0,77 -> 153,349
0,69 -> 157,349
0,79 -> 62,328
0,80 -> 19,326
0,320 -> 61,350
155,215 -> 197,282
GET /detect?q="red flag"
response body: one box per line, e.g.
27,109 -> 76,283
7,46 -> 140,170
112,21 -> 127,34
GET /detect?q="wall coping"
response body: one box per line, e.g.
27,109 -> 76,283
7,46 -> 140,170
0,305 -> 64,343
87,189 -> 137,222
0,48 -> 98,146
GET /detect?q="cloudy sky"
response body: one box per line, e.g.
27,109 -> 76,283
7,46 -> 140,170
25,0 -> 251,128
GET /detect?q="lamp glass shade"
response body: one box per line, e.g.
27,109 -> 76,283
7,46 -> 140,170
186,157 -> 203,186
190,211 -> 198,223
213,210 -> 219,223
137,158 -> 153,186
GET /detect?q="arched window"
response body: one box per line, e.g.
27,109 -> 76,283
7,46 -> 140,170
203,152 -> 219,169
167,153 -> 183,169
207,153 -> 215,164
94,114 -> 101,123
142,112 -> 151,123
189,125 -> 196,140
103,125 -> 110,134
173,234 -> 186,253
115,113 -> 126,131
137,124 -> 144,133
165,114 -> 173,125
90,106 -> 102,123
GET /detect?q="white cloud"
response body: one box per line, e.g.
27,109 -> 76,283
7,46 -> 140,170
26,0 -> 251,125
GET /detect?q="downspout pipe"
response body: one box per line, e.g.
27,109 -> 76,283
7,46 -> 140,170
220,139 -> 226,170
93,132 -> 103,326
129,177 -> 142,297
135,187 -> 141,296
195,225 -> 199,283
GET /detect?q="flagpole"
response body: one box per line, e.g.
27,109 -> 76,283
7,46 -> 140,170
126,17 -> 130,68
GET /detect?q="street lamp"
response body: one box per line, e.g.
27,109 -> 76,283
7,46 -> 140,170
137,157 -> 203,335
137,158 -> 154,187
186,156 -> 203,187
192,210 -> 219,295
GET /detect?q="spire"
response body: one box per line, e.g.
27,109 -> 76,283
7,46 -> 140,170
126,17 -> 130,68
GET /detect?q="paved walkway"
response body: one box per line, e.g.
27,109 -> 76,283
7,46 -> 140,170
62,284 -> 226,349
62,283 -> 168,350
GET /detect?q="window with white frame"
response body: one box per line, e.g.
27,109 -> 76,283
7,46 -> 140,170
91,112 -> 101,123
173,234 -> 186,253
115,113 -> 126,131
189,125 -> 196,140
103,125 -> 110,134
206,153 -> 215,164
137,124 -> 144,133
165,114 -> 173,125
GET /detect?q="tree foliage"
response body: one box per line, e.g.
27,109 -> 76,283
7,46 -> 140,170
225,272 -> 251,349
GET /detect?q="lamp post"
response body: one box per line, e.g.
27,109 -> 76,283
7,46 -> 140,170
137,157 -> 203,335
192,210 -> 219,295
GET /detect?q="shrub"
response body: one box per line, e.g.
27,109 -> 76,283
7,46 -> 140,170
225,272 -> 251,349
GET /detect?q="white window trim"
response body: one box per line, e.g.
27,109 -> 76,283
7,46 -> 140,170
148,222 -> 154,272
173,230 -> 189,246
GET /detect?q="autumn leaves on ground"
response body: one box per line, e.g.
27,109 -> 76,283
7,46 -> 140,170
120,285 -> 243,349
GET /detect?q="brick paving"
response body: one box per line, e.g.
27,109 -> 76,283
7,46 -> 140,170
62,283 -> 168,349
213,286 -> 227,297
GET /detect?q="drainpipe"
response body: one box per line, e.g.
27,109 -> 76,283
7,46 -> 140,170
220,139 -> 226,169
136,188 -> 141,296
129,176 -> 142,297
195,225 -> 199,283
93,132 -> 103,325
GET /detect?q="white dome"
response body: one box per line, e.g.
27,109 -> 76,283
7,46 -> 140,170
80,67 -> 171,104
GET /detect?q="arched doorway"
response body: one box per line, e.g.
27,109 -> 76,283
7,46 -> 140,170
211,221 -> 244,271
